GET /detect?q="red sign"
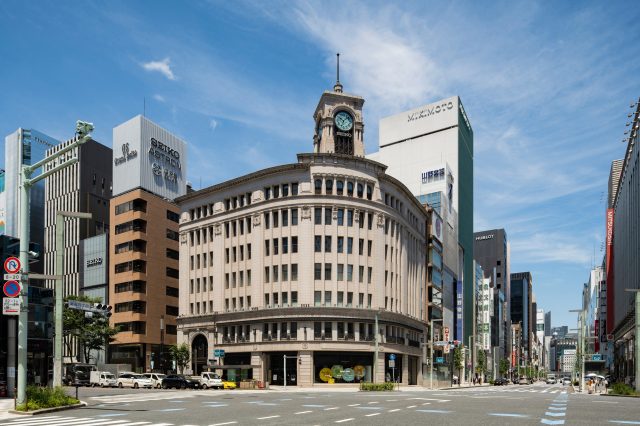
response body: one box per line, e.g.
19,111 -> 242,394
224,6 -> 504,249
3,257 -> 21,274
3,280 -> 21,298
605,208 -> 614,334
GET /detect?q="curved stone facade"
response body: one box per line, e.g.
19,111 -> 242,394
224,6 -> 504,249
177,153 -> 428,386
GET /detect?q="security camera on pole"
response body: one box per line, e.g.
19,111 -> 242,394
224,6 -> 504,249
17,121 -> 94,404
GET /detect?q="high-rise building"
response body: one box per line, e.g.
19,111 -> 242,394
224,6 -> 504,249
473,229 -> 510,360
544,311 -> 552,336
610,98 -> 640,384
44,137 -> 112,299
176,78 -> 430,387
372,97 -> 474,343
2,128 -> 59,270
108,115 -> 187,372
510,272 -> 533,362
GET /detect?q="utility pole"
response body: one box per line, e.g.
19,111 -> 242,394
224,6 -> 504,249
625,289 -> 640,393
430,318 -> 443,389
374,312 -> 379,383
17,121 -> 94,404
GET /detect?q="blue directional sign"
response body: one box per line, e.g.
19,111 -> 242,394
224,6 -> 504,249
214,349 -> 225,357
389,354 -> 396,361
591,354 -> 602,361
436,357 -> 445,364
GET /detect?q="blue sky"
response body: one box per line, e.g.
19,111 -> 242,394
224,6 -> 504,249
1,0 -> 639,328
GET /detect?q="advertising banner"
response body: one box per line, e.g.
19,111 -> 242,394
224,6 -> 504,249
605,208 -> 614,333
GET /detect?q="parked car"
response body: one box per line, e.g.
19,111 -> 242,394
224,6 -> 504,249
493,378 -> 508,386
162,374 -> 202,389
518,377 -> 529,385
90,371 -> 117,388
199,372 -> 223,389
562,377 -> 572,385
222,380 -> 237,390
546,374 -> 557,385
117,372 -> 153,389
144,373 -> 166,389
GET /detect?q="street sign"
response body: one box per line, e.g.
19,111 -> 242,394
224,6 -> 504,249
436,357 -> 444,364
2,297 -> 20,315
444,344 -> 450,354
214,349 -> 225,357
389,354 -> 396,361
4,257 -> 21,274
434,341 -> 450,346
3,281 -> 21,298
591,354 -> 602,361
4,274 -> 26,281
67,300 -> 92,311
444,326 -> 450,341
388,360 -> 395,368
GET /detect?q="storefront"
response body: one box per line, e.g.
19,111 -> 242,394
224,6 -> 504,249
313,352 -> 374,384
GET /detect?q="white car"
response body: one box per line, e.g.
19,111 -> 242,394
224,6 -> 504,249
117,373 -> 153,389
144,373 -> 166,389
562,377 -> 572,385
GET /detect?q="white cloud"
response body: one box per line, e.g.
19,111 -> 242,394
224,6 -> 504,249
509,233 -> 591,266
142,58 -> 176,80
209,118 -> 218,131
153,94 -> 165,102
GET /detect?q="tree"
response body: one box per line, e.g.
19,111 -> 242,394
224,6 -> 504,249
453,346 -> 463,386
499,359 -> 509,378
169,343 -> 190,374
63,295 -> 119,363
476,349 -> 487,375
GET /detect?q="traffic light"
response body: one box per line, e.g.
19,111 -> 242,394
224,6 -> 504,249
94,303 -> 113,317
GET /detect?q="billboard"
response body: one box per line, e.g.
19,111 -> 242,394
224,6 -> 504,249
431,210 -> 443,243
112,115 -> 187,200
605,208 -> 614,333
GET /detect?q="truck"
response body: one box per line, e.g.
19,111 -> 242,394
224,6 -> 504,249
99,363 -> 132,377
90,371 -> 117,387
196,372 -> 223,389
63,363 -> 97,386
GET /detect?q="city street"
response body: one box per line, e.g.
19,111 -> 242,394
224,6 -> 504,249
1,382 -> 639,426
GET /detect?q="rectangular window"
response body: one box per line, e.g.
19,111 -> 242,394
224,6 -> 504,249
166,210 -> 180,223
337,264 -> 344,281
282,209 -> 288,226
247,243 -> 252,259
265,240 -> 270,256
359,211 -> 364,228
368,213 -> 373,230
273,265 -> 279,282
359,238 -> 364,255
325,208 -> 332,225
337,209 -> 344,225
165,285 -> 178,297
291,264 -> 298,281
292,182 -> 299,195
291,208 -> 298,225
347,209 -> 354,226
314,263 -> 322,280
273,211 -> 279,228
282,184 -> 289,197
324,321 -> 332,337
282,237 -> 289,254
264,212 -> 270,229
368,240 -> 372,256
324,235 -> 332,252
291,291 -> 298,306
166,267 -> 179,278
337,291 -> 344,307
282,264 -> 288,281
166,305 -> 179,316
273,238 -> 279,255
358,293 -> 364,308
247,269 -> 252,286
347,237 -> 353,254
359,266 -> 364,283
314,235 -> 322,252
337,236 -> 344,253
273,185 -> 280,198
264,187 -> 271,200
325,291 -> 332,306
314,291 -> 322,307
314,208 -> 322,225
264,267 -> 270,283
347,264 -> 353,281
324,263 -> 332,280
291,236 -> 298,253
367,267 -> 372,284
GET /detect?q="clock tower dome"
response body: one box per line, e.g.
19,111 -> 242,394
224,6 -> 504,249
313,54 -> 365,157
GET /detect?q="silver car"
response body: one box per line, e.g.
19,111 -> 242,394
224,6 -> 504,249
117,372 -> 153,389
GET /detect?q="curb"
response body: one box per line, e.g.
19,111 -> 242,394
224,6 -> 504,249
602,393 -> 640,398
9,401 -> 86,415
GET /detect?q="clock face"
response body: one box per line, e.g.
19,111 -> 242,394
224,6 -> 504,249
334,111 -> 353,131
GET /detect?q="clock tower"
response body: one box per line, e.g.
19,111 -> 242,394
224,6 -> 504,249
313,55 -> 365,157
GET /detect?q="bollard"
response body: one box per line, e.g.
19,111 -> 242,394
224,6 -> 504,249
14,387 -> 16,410
75,384 -> 79,400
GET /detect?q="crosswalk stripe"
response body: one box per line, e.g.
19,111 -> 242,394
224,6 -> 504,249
0,418 -> 87,425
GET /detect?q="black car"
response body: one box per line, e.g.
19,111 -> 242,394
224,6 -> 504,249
493,378 -> 508,386
161,374 -> 201,389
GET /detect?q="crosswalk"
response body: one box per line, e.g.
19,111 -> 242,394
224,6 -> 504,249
0,415 -> 174,426
443,386 -> 568,395
89,391 -> 200,404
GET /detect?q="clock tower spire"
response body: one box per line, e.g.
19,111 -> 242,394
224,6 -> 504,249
313,54 -> 365,156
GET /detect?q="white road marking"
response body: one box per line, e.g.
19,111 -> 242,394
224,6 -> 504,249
257,415 -> 280,420
386,399 -> 398,402
347,404 -> 360,407
367,401 -> 379,404
295,411 -> 313,415
421,402 -> 432,405
389,409 -> 401,413
335,419 -> 353,423
365,413 -> 381,417
406,405 -> 417,408
324,407 -> 339,411
209,422 -> 238,426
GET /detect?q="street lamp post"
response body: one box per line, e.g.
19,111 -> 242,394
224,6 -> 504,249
160,315 -> 165,373
430,318 -> 443,389
570,309 -> 585,393
17,121 -> 93,404
53,211 -> 92,388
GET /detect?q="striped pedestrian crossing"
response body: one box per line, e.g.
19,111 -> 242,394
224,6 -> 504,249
0,415 -> 174,426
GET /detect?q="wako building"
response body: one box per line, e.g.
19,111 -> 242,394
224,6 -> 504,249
177,80 -> 429,387
108,116 -> 185,372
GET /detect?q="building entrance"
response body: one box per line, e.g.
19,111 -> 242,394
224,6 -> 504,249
268,352 -> 297,386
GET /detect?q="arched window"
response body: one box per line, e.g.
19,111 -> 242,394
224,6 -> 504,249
315,179 -> 322,195
357,183 -> 364,198
336,180 -> 344,195
347,182 -> 354,196
326,179 -> 333,194
366,185 -> 373,200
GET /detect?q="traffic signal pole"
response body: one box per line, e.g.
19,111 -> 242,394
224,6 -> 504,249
16,122 -> 93,404
53,211 -> 92,388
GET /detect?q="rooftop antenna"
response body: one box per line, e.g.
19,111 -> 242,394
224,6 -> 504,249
333,53 -> 343,93
143,97 -> 146,117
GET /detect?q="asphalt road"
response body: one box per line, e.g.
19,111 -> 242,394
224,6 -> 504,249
1,382 -> 639,426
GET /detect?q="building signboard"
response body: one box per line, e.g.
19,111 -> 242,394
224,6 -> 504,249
2,297 -> 20,315
430,211 -> 443,243
112,115 -> 187,200
456,280 -> 463,340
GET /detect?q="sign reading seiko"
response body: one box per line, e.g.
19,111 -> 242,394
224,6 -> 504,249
86,257 -> 103,267
149,137 -> 181,183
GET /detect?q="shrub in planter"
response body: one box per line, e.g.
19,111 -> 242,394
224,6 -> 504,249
16,386 -> 79,411
610,382 -> 638,396
359,382 -> 395,391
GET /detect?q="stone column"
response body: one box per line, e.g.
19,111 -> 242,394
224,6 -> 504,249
298,350 -> 313,387
251,352 -> 264,383
402,353 -> 409,385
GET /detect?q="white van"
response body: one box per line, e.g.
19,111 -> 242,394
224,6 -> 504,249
90,371 -> 117,387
